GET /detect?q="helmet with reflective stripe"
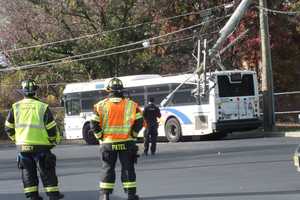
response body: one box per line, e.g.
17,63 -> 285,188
106,78 -> 124,92
21,80 -> 38,96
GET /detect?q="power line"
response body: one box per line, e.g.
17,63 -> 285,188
1,15 -> 230,72
0,30 -> 220,73
256,6 -> 300,15
0,82 -> 67,87
0,68 -> 198,87
1,36 -> 194,72
0,2 -> 233,54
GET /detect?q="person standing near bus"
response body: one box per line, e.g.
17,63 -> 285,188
143,97 -> 161,156
90,77 -> 143,200
4,80 -> 64,200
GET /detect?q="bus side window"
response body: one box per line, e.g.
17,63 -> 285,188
127,86 -> 145,106
131,95 -> 145,106
172,91 -> 197,105
148,93 -> 170,106
146,84 -> 171,106
171,84 -> 197,106
147,84 -> 169,93
127,86 -> 145,94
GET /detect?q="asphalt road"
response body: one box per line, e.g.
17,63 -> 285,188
1,135 -> 300,200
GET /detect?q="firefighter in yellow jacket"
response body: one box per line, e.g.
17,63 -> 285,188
4,80 -> 64,200
90,78 -> 143,200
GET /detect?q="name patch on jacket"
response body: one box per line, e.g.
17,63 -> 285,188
112,143 -> 127,151
21,145 -> 34,152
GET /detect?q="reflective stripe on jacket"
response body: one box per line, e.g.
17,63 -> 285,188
94,97 -> 141,143
12,98 -> 52,145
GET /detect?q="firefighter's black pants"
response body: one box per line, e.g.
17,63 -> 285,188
144,124 -> 158,154
17,150 -> 60,198
99,141 -> 137,195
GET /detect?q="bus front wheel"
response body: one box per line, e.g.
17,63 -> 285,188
165,118 -> 182,143
83,123 -> 99,145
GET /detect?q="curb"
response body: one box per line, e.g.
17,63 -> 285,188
263,131 -> 300,138
284,131 -> 300,137
217,131 -> 300,140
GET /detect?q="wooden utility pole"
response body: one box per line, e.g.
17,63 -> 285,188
259,0 -> 275,131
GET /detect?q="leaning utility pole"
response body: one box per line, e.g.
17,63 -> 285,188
259,0 -> 275,131
210,0 -> 252,58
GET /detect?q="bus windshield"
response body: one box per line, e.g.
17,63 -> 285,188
217,74 -> 254,97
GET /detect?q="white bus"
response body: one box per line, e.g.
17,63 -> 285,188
62,70 -> 261,144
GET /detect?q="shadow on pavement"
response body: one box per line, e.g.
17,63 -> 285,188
3,189 -> 300,200
142,189 -> 300,199
136,143 -> 294,168
137,158 -> 290,173
0,191 -> 125,200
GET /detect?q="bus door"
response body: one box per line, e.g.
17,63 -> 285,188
216,73 -> 257,121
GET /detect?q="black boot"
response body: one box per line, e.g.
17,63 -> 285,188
128,193 -> 139,200
49,193 -> 64,200
30,196 -> 43,200
143,151 -> 148,156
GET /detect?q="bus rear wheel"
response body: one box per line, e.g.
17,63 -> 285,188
165,118 -> 182,143
83,123 -> 99,145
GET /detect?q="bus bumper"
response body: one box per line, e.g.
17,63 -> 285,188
213,119 -> 262,132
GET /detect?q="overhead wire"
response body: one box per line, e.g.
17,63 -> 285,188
1,30 -> 220,73
1,36 -> 194,72
0,14 -> 231,72
0,2 -> 233,54
256,6 -> 300,16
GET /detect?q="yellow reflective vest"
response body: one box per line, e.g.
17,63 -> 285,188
12,98 -> 55,145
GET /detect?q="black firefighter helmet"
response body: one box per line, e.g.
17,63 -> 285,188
106,77 -> 124,93
21,80 -> 38,96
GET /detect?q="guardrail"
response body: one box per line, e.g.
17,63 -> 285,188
270,91 -> 300,123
